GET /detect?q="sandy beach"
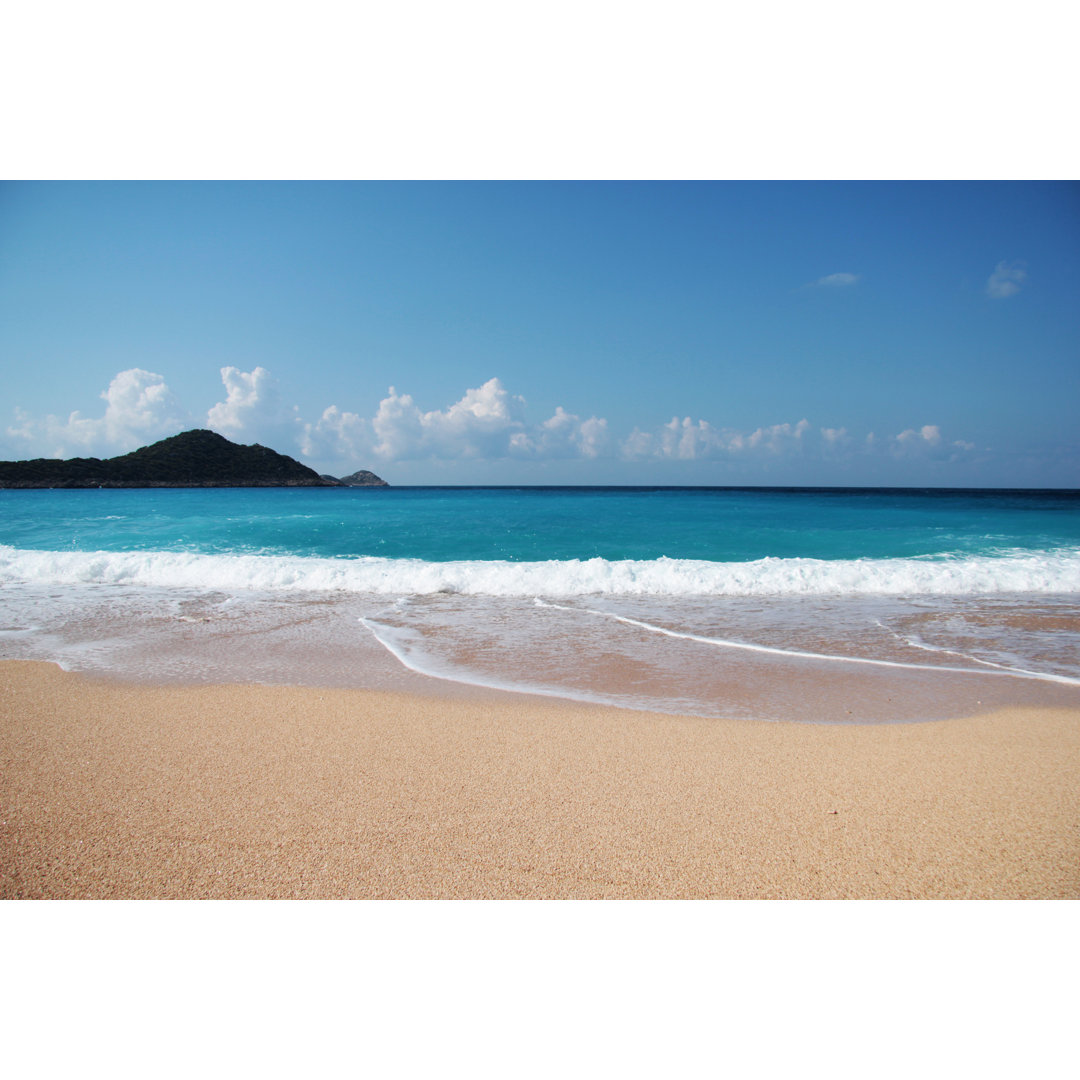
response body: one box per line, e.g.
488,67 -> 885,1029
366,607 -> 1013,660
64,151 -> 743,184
2,659 -> 1077,899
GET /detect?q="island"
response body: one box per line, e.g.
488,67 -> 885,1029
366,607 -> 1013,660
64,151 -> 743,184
0,430 -> 388,488
334,469 -> 389,487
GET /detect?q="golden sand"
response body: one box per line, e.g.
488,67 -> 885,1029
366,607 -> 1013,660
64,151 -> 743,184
2,660 -> 1077,899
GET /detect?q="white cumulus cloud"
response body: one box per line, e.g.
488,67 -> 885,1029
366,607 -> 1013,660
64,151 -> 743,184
986,260 -> 1026,299
6,368 -> 190,458
660,417 -> 726,460
891,424 -> 975,461
299,405 -> 371,466
354,378 -> 616,464
621,417 -> 734,461
371,378 -> 530,461
896,424 -> 942,447
729,419 -> 811,454
622,417 -> 812,460
510,406 -> 611,460
206,366 -> 300,448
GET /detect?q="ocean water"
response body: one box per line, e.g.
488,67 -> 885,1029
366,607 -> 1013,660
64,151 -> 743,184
1,486 -> 1079,722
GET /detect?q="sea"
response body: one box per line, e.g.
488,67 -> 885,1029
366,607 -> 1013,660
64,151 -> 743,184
2,485 -> 1079,723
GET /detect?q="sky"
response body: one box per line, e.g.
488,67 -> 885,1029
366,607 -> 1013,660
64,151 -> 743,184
1,180 -> 1078,486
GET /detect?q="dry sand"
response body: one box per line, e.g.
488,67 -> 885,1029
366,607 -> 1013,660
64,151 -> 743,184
2,659 -> 1078,899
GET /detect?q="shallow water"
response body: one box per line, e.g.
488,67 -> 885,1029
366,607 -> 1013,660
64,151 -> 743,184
2,486 -> 1078,722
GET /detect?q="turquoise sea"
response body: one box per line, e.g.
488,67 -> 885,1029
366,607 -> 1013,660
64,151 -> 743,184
2,486 -> 1079,721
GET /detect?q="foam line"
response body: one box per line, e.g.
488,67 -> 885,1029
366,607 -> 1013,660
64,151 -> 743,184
872,618 -> 1026,674
357,616 -> 643,711
536,600 -> 1080,687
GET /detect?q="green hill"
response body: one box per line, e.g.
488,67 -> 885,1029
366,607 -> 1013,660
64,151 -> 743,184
0,430 -> 339,488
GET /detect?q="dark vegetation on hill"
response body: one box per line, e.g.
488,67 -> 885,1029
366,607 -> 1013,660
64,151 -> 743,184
0,430 -> 386,488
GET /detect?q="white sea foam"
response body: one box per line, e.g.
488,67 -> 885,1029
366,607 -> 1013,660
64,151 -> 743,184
873,618 -> 1023,671
533,601 -> 1080,686
358,616 -> 642,709
2,544 -> 1080,597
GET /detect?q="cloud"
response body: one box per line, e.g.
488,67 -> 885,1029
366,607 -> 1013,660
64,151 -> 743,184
729,419 -> 811,454
986,260 -> 1026,299
371,378 -> 528,461
207,365 -> 279,432
299,405 -> 370,466
622,417 -> 812,460
621,418 -> 723,461
665,417 -> 725,459
896,423 -> 942,448
809,272 -> 860,288
571,415 -> 610,458
891,424 -> 975,461
6,368 -> 190,458
349,378 -> 617,465
206,366 -> 300,448
4,365 -> 984,483
621,416 -> 979,470
370,387 -> 427,460
510,406 -> 611,460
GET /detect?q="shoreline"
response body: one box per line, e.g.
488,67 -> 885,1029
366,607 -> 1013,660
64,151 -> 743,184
3,659 -> 1078,899
3,581 -> 1078,725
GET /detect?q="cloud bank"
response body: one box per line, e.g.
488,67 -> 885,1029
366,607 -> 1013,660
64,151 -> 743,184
892,424 -> 975,461
622,417 -> 813,460
5,369 -> 191,459
5,365 -> 978,479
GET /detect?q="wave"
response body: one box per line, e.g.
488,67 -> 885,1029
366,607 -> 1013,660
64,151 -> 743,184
2,544 -> 1079,597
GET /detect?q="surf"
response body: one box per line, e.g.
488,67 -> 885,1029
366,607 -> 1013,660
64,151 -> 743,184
2,544 -> 1079,598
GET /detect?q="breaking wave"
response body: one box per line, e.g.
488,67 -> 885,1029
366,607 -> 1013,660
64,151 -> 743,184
2,544 -> 1079,597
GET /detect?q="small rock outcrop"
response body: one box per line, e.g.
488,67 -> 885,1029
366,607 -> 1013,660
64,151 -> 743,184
334,469 -> 389,487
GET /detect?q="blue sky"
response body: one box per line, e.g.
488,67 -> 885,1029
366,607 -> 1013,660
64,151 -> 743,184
1,180 -> 1077,485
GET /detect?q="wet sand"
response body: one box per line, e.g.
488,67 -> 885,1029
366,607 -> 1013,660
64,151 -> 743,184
2,659 -> 1078,899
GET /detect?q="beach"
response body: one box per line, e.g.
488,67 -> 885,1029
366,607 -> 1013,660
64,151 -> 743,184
3,659 -> 1077,900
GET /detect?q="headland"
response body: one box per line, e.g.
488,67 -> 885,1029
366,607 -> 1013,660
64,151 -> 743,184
0,429 -> 387,488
